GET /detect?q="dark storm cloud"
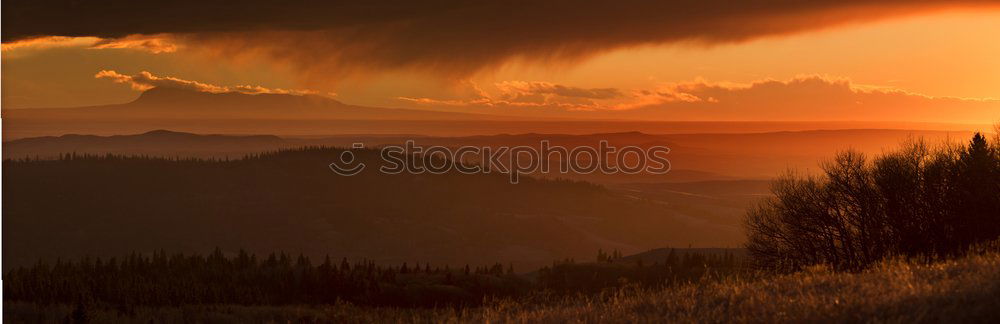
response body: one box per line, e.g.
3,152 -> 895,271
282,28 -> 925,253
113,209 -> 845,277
4,0 -> 997,75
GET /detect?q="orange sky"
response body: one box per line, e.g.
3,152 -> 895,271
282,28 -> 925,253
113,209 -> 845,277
2,4 -> 999,124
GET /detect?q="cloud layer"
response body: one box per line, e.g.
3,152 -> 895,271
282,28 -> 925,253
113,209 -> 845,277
400,76 -> 1000,123
6,1 -> 998,77
95,70 -> 317,95
399,81 -> 625,110
619,77 -> 1000,122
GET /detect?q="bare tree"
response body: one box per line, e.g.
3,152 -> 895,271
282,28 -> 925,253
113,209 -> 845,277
746,132 -> 1000,272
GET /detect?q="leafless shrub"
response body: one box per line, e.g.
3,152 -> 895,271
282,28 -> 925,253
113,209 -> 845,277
746,132 -> 1000,271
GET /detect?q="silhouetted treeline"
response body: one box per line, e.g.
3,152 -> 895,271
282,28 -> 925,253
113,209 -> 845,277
538,248 -> 744,292
3,249 -> 743,310
3,248 -> 528,309
746,132 -> 1000,271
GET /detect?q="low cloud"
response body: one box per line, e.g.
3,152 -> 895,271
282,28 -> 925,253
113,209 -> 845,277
398,76 -> 1000,123
0,36 -> 96,52
2,35 -> 178,54
95,70 -> 318,96
496,82 -> 622,100
620,76 -> 999,122
90,35 -> 178,54
399,81 -> 622,110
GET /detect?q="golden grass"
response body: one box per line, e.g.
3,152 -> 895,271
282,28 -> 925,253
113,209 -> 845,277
6,253 -> 1000,323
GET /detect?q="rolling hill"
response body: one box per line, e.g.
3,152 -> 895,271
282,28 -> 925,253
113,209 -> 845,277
5,128 -> 979,179
2,148 -> 745,270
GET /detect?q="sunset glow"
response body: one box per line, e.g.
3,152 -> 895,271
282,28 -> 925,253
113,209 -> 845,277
3,3 -> 998,125
5,2 -> 1000,321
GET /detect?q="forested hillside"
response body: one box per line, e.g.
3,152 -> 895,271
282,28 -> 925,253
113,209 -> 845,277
2,148 -> 731,270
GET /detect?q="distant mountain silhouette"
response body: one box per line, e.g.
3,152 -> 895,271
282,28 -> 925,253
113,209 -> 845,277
4,98 -> 987,141
4,129 -> 289,159
4,87 -> 500,120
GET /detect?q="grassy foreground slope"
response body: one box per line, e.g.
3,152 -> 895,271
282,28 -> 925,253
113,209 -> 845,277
8,252 -> 1000,323
482,255 -> 1000,323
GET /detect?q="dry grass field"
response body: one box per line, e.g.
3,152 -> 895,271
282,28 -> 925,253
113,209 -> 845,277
7,251 -> 999,323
